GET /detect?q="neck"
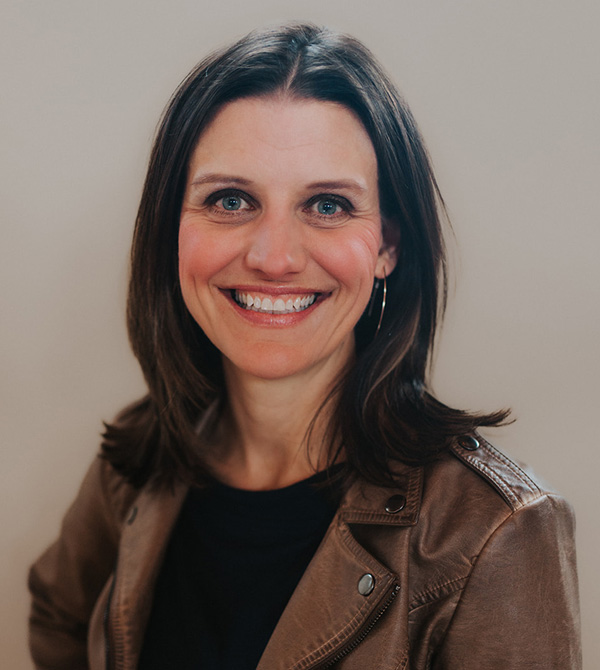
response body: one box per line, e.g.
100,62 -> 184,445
208,352 -> 351,490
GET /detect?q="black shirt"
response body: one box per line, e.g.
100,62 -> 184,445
139,470 -> 339,669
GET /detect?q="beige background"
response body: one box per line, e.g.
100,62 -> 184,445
1,0 -> 598,667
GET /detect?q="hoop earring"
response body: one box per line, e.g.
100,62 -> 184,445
375,269 -> 387,337
367,278 -> 380,318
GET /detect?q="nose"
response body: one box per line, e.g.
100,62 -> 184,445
245,212 -> 307,279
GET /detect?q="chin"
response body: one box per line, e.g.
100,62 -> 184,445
222,339 -> 330,382
228,353 -> 313,381
223,334 -> 356,384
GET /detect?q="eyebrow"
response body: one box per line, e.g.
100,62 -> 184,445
189,174 -> 367,193
305,180 -> 368,194
190,173 -> 253,187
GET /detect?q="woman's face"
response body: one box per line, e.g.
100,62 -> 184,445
179,96 -> 395,382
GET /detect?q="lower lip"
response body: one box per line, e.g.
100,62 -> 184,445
223,291 -> 323,326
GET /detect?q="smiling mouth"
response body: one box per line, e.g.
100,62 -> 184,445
232,290 -> 318,314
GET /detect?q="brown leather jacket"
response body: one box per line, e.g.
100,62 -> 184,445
29,434 -> 581,669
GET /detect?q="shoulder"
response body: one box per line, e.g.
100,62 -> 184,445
48,455 -> 144,550
419,432 -> 574,523
28,456 -> 143,663
408,433 -> 575,608
446,432 -> 564,511
417,432 -> 574,551
416,436 -> 581,667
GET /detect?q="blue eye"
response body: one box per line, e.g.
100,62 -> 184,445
317,200 -> 339,215
206,189 -> 253,218
317,199 -> 340,215
305,195 -> 353,224
221,195 -> 243,211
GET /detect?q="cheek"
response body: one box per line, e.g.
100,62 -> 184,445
316,229 -> 382,291
178,225 -> 236,285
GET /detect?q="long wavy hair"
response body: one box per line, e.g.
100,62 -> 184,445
102,23 -> 508,488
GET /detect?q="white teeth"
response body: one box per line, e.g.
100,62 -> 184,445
233,291 -> 317,314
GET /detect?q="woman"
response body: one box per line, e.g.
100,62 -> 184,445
28,24 -> 581,669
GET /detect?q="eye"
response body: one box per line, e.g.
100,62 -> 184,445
307,195 -> 353,221
316,199 -> 341,215
205,189 -> 254,216
220,194 -> 246,211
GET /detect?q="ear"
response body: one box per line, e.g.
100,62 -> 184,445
375,243 -> 397,279
375,218 -> 398,278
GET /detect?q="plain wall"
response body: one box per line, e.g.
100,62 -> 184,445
1,0 -> 598,667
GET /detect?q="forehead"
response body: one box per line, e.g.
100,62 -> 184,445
187,96 -> 378,186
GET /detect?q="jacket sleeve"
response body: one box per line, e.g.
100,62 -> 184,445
433,493 -> 581,670
28,456 -> 133,670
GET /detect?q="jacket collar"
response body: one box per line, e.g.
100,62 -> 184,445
338,461 -> 423,526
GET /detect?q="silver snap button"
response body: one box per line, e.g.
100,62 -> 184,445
127,506 -> 138,524
458,435 -> 479,451
357,573 -> 375,596
385,494 -> 406,514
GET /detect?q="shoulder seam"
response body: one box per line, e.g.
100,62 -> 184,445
485,442 -> 541,493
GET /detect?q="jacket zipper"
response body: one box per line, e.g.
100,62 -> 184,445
103,574 -> 116,670
104,570 -> 126,670
316,582 -> 401,668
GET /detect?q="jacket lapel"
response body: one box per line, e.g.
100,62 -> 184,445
108,480 -> 188,669
258,465 -> 422,669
